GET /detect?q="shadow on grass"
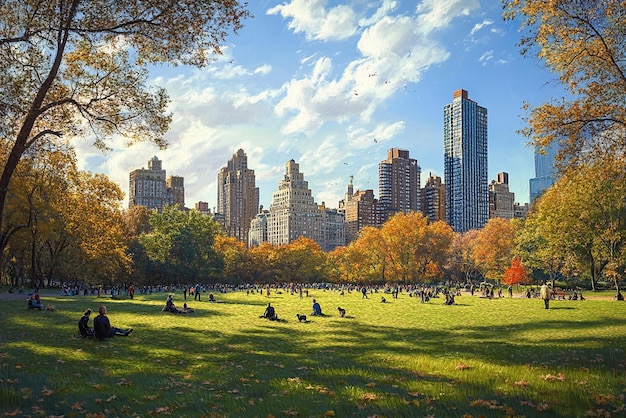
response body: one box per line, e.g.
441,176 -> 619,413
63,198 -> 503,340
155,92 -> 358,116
1,292 -> 625,417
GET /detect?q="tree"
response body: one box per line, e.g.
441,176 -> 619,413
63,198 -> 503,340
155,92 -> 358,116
214,235 -> 249,283
139,207 -> 223,283
518,153 -> 626,291
503,258 -> 532,286
380,213 -> 453,284
349,226 -> 387,283
503,0 -> 626,168
0,0 -> 251,274
446,229 -> 481,283
471,218 -> 517,284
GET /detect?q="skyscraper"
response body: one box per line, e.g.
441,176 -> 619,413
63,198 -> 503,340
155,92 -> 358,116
344,189 -> 385,243
529,142 -> 559,203
488,172 -> 514,220
265,160 -> 326,247
378,148 -> 421,220
443,89 -> 488,232
129,156 -> 183,212
420,173 -> 446,223
217,149 -> 259,245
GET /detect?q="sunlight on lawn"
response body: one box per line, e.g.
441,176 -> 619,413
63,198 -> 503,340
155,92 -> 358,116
0,288 -> 624,417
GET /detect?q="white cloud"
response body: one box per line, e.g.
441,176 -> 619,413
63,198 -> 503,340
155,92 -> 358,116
415,0 -> 479,33
470,19 -> 494,36
267,0 -> 357,41
479,50 -> 494,65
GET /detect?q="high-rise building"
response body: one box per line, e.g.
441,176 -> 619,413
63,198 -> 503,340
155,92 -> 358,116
378,148 -> 421,220
248,210 -> 269,248
420,173 -> 446,223
129,156 -> 184,212
529,142 -> 559,202
443,89 -> 489,232
167,175 -> 185,209
337,176 -> 354,216
320,203 -> 346,251
488,172 -> 514,220
344,189 -> 385,243
217,149 -> 259,245
266,160 -> 325,247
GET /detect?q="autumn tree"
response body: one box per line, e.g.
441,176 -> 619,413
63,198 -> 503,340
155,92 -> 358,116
503,258 -> 532,286
503,0 -> 626,168
381,213 -> 453,284
0,0 -> 251,275
517,153 -> 626,291
248,242 -> 279,284
349,226 -> 387,283
471,218 -> 517,284
3,145 -> 129,287
214,235 -> 250,284
446,229 -> 481,283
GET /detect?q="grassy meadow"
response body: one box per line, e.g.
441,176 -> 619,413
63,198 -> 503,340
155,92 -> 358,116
0,287 -> 625,417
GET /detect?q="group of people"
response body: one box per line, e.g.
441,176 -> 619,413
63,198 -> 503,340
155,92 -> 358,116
163,294 -> 194,314
78,306 -> 133,339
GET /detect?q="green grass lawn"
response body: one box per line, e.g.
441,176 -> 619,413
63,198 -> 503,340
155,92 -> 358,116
1,288 -> 624,417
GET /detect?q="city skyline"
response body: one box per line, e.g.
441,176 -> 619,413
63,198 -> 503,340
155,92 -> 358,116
73,1 -> 564,211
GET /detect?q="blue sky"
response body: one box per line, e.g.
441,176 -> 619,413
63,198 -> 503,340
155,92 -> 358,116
76,0 -> 563,210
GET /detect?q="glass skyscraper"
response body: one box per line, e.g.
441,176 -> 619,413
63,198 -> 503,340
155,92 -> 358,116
443,89 -> 488,232
529,142 -> 558,202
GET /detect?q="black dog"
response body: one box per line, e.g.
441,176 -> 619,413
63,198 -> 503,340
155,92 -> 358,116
337,307 -> 346,317
296,314 -> 307,322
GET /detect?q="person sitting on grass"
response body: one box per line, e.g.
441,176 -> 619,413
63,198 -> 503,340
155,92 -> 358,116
93,306 -> 132,340
181,303 -> 195,313
260,303 -> 278,320
444,293 -> 455,305
311,299 -> 322,316
78,308 -> 94,337
163,294 -> 181,314
27,294 -> 43,310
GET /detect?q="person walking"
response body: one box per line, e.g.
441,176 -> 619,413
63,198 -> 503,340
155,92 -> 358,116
540,283 -> 552,309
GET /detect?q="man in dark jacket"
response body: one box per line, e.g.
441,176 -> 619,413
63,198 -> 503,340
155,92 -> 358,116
93,306 -> 133,340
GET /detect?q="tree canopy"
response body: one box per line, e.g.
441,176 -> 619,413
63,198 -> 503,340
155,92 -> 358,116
0,0 -> 251,273
503,0 -> 626,168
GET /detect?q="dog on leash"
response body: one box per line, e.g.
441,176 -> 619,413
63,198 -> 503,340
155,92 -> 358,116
46,304 -> 56,311
337,307 -> 346,317
296,314 -> 307,322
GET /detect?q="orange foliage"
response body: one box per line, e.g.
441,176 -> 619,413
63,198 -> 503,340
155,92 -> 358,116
503,258 -> 532,285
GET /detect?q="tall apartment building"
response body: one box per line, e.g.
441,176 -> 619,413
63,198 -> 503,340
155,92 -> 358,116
266,160 -> 326,247
378,148 -> 421,219
129,156 -> 184,212
167,176 -> 185,209
320,203 -> 346,251
217,149 -> 260,244
248,210 -> 269,248
344,189 -> 385,243
488,172 -> 515,220
443,89 -> 489,232
529,142 -> 559,203
420,173 -> 446,223
337,176 -> 355,217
